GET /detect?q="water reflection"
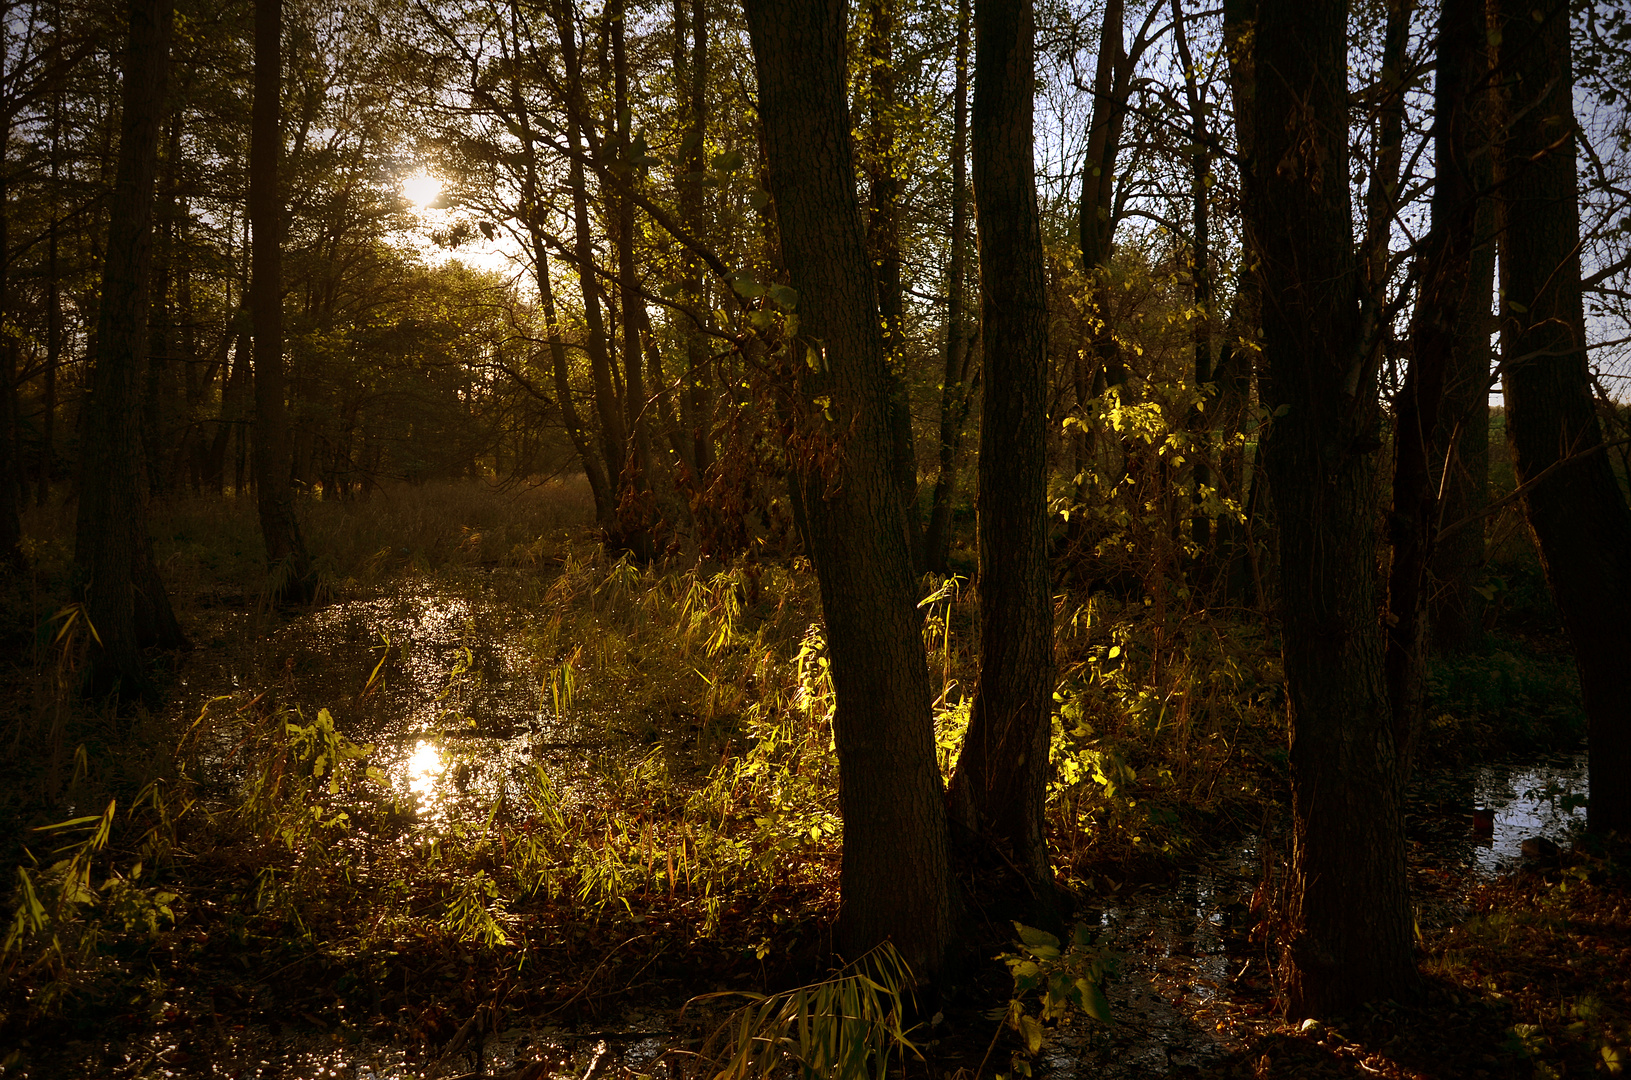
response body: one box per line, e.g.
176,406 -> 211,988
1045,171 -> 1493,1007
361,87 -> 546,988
407,739 -> 446,804
1466,752 -> 1588,874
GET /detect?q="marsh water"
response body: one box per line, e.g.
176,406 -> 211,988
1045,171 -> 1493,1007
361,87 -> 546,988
138,589 -> 1592,1079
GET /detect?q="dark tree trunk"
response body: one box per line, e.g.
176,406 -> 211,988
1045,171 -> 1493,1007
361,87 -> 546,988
924,0 -> 974,576
144,112 -> 180,498
742,0 -> 954,979
611,0 -> 651,495
250,0 -> 313,604
1386,0 -> 1493,777
40,86 -> 63,508
506,0 -> 613,525
1427,1 -> 1497,657
0,49 -> 20,570
1495,0 -> 1631,835
674,0 -> 713,479
72,0 -> 189,687
1246,0 -> 1417,1016
1216,0 -> 1261,601
864,0 -> 922,573
551,1 -> 627,495
1172,0 -> 1213,553
0,210 -> 19,571
946,0 -> 1057,923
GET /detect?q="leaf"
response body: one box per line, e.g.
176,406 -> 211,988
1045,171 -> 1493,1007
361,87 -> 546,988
1018,1012 -> 1044,1054
1079,978 -> 1112,1022
767,284 -> 799,311
1015,923 -> 1061,952
713,148 -> 744,172
749,188 -> 772,211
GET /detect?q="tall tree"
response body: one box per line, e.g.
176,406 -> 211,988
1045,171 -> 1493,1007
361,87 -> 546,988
945,0 -> 1056,922
1496,0 -> 1631,834
862,0 -> 922,572
72,0 -> 189,687
250,0 -> 314,603
1246,0 -> 1417,1015
1386,0 -> 1494,776
923,0 -> 975,575
742,0 -> 954,978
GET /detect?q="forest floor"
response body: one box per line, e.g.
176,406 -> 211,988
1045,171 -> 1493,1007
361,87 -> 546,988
0,480 -> 1624,1080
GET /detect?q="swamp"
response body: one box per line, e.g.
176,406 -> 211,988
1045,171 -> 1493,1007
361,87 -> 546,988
2,0 -> 1631,1076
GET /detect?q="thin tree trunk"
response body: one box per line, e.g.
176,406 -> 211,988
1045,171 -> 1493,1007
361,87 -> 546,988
250,0 -> 313,603
865,0 -> 921,572
1428,5 -> 1497,654
1172,0 -> 1213,552
551,0 -> 627,494
743,0 -> 953,979
947,0 -> 1057,924
1247,0 -> 1416,1016
72,0 -> 189,687
0,45 -> 20,570
675,0 -> 713,478
1386,0 -> 1492,777
924,0 -> 974,576
1495,0 -> 1631,835
507,0 -> 613,525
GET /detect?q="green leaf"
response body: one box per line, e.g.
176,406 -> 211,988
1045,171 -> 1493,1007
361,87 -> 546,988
749,188 -> 772,211
768,284 -> 799,311
713,148 -> 745,172
1078,978 -> 1112,1022
1015,923 -> 1061,952
1018,1012 -> 1044,1054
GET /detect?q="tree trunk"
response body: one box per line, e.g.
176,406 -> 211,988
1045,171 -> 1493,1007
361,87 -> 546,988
864,0 -> 922,573
1428,0 -> 1499,657
507,0 -> 613,525
675,0 -> 713,479
946,0 -> 1057,924
1386,0 -> 1493,777
0,48 -> 20,571
1172,0 -> 1213,553
72,0 -> 189,688
1217,0 -> 1261,601
1496,0 -> 1631,835
743,0 -> 954,979
924,0 -> 974,576
250,0 -> 313,604
551,0 -> 627,498
1246,0 -> 1417,1016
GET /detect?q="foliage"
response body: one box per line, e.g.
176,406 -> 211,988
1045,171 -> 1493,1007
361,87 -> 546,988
695,944 -> 921,1080
987,922 -> 1113,1080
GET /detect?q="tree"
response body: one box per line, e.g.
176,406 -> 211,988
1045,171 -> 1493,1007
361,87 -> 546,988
250,0 -> 314,603
923,0 -> 974,577
945,0 -> 1057,923
741,0 -> 954,978
1496,0 -> 1631,835
72,0 -> 189,689
1246,0 -> 1417,1015
1385,0 -> 1494,776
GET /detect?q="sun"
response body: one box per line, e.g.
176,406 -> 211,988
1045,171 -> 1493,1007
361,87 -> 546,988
402,170 -> 443,209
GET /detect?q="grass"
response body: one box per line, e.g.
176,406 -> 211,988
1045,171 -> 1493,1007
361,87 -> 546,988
0,464 -> 1598,1078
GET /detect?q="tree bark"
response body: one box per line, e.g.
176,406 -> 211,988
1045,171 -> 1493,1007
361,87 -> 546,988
946,0 -> 1057,924
1172,0 -> 1213,553
864,0 -> 922,573
1495,0 -> 1631,835
924,0 -> 974,577
1386,0 -> 1493,777
1246,0 -> 1417,1016
551,0 -> 627,499
742,0 -> 954,979
250,0 -> 314,604
72,0 -> 189,687
506,0 -> 613,525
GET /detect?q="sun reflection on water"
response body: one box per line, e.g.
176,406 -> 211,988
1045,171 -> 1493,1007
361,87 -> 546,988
407,739 -> 445,803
